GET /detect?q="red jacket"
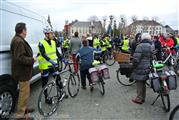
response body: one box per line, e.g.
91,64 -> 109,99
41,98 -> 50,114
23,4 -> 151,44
159,36 -> 175,54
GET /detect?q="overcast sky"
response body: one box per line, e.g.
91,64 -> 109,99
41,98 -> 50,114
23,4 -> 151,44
7,0 -> 179,31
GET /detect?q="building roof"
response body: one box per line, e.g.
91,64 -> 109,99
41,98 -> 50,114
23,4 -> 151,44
69,21 -> 102,28
129,20 -> 162,26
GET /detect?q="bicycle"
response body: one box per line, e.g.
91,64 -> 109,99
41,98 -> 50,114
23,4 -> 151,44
103,49 -> 115,66
173,46 -> 179,75
38,61 -> 80,117
150,60 -> 171,112
169,104 -> 179,120
89,63 -> 108,96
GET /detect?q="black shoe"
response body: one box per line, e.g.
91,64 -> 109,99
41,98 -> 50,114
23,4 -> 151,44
45,98 -> 52,105
129,79 -> 134,83
90,86 -> 94,92
81,86 -> 87,90
102,81 -> 105,84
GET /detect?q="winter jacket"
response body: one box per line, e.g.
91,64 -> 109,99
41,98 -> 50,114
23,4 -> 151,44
76,46 -> 94,71
10,35 -> 34,81
130,39 -> 153,81
69,37 -> 82,54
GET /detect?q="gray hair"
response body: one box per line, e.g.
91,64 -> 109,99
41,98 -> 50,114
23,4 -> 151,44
141,33 -> 151,40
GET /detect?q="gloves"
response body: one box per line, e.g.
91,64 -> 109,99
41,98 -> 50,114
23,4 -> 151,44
49,60 -> 58,66
61,58 -> 68,64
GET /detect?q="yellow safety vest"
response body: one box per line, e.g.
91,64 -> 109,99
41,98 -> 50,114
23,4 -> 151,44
101,40 -> 107,52
122,39 -> 129,51
176,37 -> 179,45
38,39 -> 57,70
63,39 -> 69,48
105,37 -> 112,48
93,38 -> 101,48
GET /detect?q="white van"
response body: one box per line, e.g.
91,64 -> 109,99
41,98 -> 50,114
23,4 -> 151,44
0,0 -> 47,118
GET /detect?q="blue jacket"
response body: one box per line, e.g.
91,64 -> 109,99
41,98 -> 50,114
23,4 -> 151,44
76,46 -> 94,71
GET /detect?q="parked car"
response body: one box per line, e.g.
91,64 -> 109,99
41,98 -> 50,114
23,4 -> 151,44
0,1 -> 47,118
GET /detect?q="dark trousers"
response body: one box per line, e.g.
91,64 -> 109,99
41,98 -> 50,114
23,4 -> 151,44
101,51 -> 106,63
41,68 -> 62,98
136,81 -> 146,100
80,69 -> 92,87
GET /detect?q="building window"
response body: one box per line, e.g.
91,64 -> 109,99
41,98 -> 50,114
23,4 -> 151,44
83,28 -> 85,34
72,29 -> 74,34
156,31 -> 158,34
149,31 -> 152,34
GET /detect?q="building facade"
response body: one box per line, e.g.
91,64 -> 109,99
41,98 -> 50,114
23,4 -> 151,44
68,20 -> 102,37
128,20 -> 166,35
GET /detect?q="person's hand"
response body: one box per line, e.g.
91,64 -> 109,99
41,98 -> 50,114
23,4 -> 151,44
61,58 -> 68,64
49,60 -> 58,66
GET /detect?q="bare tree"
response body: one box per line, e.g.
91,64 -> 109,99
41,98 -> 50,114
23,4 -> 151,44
131,15 -> 138,22
152,16 -> 159,22
88,15 -> 99,21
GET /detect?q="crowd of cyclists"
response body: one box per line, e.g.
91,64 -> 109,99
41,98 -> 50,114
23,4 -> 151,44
10,22 -> 179,119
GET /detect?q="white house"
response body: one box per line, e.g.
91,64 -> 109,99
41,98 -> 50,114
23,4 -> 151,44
128,20 -> 166,35
68,20 -> 102,37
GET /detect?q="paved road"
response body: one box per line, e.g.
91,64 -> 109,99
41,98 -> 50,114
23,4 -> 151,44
28,63 -> 179,120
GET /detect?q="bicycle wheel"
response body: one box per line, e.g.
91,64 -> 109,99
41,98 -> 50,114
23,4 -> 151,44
38,82 -> 60,117
169,104 -> 179,120
67,73 -> 80,98
160,92 -> 170,112
116,69 -> 135,86
98,78 -> 105,95
104,53 -> 115,66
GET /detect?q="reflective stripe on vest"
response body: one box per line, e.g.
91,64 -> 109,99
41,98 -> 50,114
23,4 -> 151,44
38,40 -> 57,70
122,39 -> 129,51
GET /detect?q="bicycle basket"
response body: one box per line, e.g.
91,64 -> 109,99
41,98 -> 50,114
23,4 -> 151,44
113,51 -> 131,63
89,67 -> 99,83
99,64 -> 110,79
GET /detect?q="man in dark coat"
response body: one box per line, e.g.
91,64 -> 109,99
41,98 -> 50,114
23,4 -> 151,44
11,22 -> 35,120
130,33 -> 153,104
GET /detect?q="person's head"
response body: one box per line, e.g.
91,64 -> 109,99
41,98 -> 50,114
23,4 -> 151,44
15,22 -> 27,38
163,33 -> 169,40
82,39 -> 88,47
43,27 -> 54,40
135,33 -> 141,42
153,36 -> 158,41
141,33 -> 151,40
81,34 -> 87,41
74,32 -> 79,37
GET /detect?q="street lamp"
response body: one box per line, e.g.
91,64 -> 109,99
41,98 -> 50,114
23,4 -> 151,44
109,15 -> 114,36
102,16 -> 107,34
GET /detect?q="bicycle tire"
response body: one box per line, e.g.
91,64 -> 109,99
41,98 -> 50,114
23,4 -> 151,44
98,78 -> 105,95
38,82 -> 60,117
116,69 -> 135,86
67,73 -> 80,98
104,53 -> 115,66
160,92 -> 170,112
169,104 -> 179,120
